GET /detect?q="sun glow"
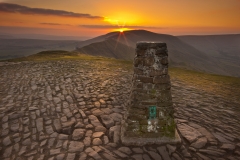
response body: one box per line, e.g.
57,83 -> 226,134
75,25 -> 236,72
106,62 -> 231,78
115,28 -> 131,32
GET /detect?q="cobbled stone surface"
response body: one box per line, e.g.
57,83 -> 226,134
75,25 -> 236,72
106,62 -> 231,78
0,60 -> 240,159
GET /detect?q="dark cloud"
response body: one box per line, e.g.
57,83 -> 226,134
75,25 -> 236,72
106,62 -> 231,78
40,23 -> 62,25
79,25 -> 165,29
39,23 -> 72,26
0,3 -> 103,19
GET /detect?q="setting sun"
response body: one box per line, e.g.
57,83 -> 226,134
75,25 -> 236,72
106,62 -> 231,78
115,28 -> 131,33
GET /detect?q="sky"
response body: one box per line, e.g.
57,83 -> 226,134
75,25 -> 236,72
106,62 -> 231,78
0,0 -> 240,37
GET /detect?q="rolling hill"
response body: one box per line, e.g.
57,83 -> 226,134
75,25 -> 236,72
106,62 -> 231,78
0,39 -> 81,60
178,34 -> 240,77
76,30 -> 240,77
77,39 -> 135,60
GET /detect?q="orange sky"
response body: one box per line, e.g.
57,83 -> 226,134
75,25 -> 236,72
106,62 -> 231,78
0,0 -> 240,37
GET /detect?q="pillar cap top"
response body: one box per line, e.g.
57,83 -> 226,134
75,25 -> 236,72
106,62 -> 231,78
137,41 -> 165,44
136,41 -> 166,48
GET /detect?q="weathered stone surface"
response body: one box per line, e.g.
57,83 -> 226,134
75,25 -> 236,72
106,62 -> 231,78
92,146 -> 102,153
160,56 -> 168,65
92,132 -> 104,138
132,154 -> 143,160
85,147 -> 94,153
75,122 -> 85,128
199,149 -> 226,156
138,76 -> 153,83
22,138 -> 31,145
53,119 -> 62,132
66,95 -> 73,103
56,154 -> 65,160
3,146 -> 12,158
62,121 -> 75,134
95,126 -> 107,133
110,112 -> 122,122
166,144 -> 176,155
191,137 -> 207,149
197,127 -> 217,144
118,147 -> 132,155
220,143 -> 236,150
79,109 -> 87,118
100,115 -> 114,128
103,135 -> 109,144
46,125 -> 54,134
36,118 -> 43,132
68,141 -> 84,152
50,148 -> 61,155
59,134 -> 69,140
134,68 -> 143,75
143,154 -> 151,160
89,115 -> 102,127
153,75 -> 170,84
109,125 -> 120,143
79,152 -> 87,160
86,124 -> 94,129
53,97 -> 61,104
66,153 -> 76,160
94,102 -> 101,108
89,151 -> 102,160
144,56 -> 155,66
212,132 -> 232,143
93,138 -> 102,145
132,147 -> 144,153
102,153 -> 118,160
157,146 -> 171,160
72,129 -> 85,140
177,123 -> 202,143
85,130 -> 93,137
149,69 -> 168,76
122,42 -> 177,145
134,57 -> 144,67
83,137 -> 91,146
196,153 -> 211,160
113,150 -> 128,158
148,151 -> 162,160
92,109 -> 104,116
3,136 -> 11,146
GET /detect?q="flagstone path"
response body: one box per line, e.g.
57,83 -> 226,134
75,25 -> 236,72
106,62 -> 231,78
0,60 -> 239,160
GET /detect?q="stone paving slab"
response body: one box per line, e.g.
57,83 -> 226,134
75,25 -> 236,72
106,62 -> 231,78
0,60 -> 240,160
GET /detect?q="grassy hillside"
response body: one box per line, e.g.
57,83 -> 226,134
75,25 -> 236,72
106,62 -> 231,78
77,39 -> 135,60
76,32 -> 119,48
3,50 -> 132,68
170,68 -> 240,103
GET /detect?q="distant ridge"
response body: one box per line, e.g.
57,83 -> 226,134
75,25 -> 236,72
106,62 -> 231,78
76,30 -> 240,77
1,30 -> 239,77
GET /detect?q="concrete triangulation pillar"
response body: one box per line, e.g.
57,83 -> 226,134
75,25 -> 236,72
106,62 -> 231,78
121,41 -> 181,146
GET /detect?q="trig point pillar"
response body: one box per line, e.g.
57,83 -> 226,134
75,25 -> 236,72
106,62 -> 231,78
121,41 -> 180,146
